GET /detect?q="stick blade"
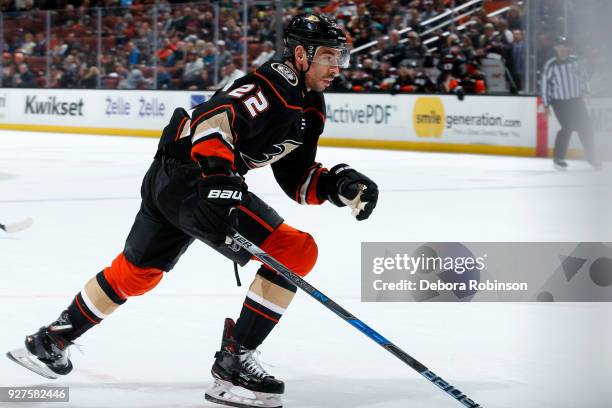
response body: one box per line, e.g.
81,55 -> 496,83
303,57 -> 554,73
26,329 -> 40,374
1,218 -> 33,233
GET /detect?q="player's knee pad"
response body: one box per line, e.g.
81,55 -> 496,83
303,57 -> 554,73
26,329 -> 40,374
260,223 -> 318,277
103,253 -> 164,298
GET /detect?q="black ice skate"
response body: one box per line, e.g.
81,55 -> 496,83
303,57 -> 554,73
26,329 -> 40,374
205,318 -> 284,408
6,314 -> 74,379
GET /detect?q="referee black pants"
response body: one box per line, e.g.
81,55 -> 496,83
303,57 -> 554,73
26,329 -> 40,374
551,98 -> 595,161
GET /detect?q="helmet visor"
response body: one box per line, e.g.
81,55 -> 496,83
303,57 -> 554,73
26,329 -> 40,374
310,46 -> 351,69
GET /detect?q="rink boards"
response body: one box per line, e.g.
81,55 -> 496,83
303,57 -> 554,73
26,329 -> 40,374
0,88 -> 606,158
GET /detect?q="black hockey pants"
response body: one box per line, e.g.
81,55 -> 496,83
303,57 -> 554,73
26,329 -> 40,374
123,157 -> 283,272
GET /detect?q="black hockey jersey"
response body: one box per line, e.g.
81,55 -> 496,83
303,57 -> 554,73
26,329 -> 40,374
160,60 -> 328,205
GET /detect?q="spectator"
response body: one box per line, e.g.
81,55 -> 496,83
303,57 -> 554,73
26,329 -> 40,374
198,10 -> 215,42
181,51 -> 204,88
404,31 -> 427,61
173,41 -> 188,64
465,17 -> 483,47
133,22 -> 154,54
420,0 -> 438,22
78,66 -> 99,89
509,29 -> 525,92
156,66 -> 173,90
382,30 -> 406,66
212,62 -> 245,91
403,7 -> 421,31
2,63 -> 16,87
127,42 -> 141,67
496,18 -> 514,44
458,35 -> 478,64
360,58 -> 378,86
118,68 -> 146,89
57,64 -> 81,88
157,38 -> 178,67
15,63 -> 37,88
506,6 -> 523,31
14,0 -> 34,11
2,52 -> 14,68
413,70 -> 437,93
223,18 -> 240,39
226,30 -> 243,54
21,32 -> 36,55
188,68 -> 213,90
479,23 -> 497,50
202,42 -> 217,68
392,60 -> 418,93
63,32 -> 81,56
60,55 -> 79,87
329,69 -> 353,91
6,34 -> 21,53
215,40 -> 233,68
246,18 -> 263,43
194,39 -> 207,56
251,41 -> 275,69
389,14 -> 405,32
375,60 -> 395,90
440,34 -> 461,56
50,33 -> 68,57
32,32 -> 46,56
353,27 -> 373,49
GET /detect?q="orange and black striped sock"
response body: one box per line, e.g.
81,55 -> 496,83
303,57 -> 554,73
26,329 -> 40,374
233,266 -> 297,349
60,271 -> 126,341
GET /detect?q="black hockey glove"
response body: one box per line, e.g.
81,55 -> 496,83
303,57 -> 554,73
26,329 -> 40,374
320,164 -> 378,221
195,175 -> 244,245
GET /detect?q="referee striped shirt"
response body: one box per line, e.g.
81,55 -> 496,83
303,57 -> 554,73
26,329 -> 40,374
541,55 -> 590,107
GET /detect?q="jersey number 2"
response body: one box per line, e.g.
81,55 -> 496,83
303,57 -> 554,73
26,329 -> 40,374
228,84 -> 269,118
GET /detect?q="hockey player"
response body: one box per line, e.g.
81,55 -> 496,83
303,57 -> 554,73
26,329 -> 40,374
6,14 -> 378,408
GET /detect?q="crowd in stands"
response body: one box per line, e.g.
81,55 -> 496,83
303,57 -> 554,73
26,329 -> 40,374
0,0 -> 528,95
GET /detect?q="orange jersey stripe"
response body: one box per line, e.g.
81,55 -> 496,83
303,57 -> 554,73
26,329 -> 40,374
303,107 -> 326,123
254,71 -> 302,111
174,116 -> 189,141
306,167 -> 325,205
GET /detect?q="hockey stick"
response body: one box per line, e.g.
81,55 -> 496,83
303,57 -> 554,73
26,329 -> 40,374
0,218 -> 33,233
231,231 -> 482,408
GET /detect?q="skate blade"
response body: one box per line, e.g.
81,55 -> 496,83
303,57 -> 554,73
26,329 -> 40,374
205,379 -> 282,408
2,218 -> 33,233
6,348 -> 60,380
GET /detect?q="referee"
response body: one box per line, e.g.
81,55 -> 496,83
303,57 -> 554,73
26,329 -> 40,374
542,36 -> 601,170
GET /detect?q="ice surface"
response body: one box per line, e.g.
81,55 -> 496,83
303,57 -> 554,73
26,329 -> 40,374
1,131 -> 611,408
